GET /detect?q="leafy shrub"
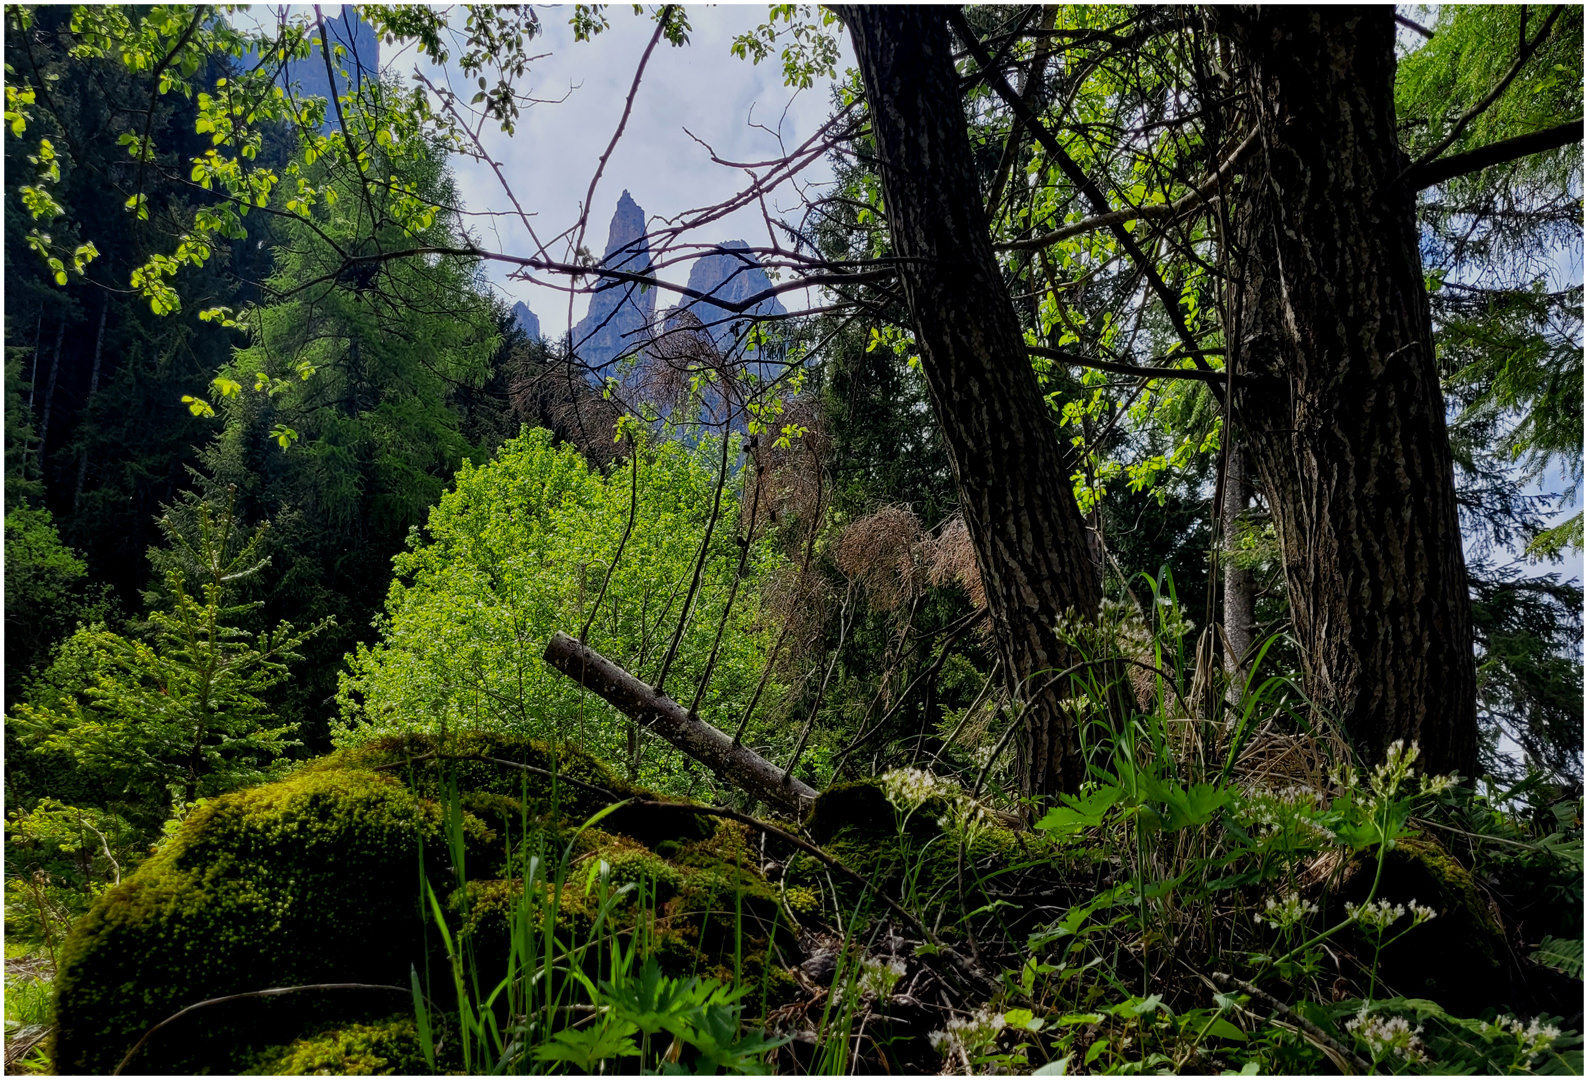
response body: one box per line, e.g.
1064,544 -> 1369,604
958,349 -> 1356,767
335,427 -> 788,798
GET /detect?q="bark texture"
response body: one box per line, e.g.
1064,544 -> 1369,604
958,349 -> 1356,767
543,632 -> 818,815
836,6 -> 1101,797
1222,7 -> 1478,774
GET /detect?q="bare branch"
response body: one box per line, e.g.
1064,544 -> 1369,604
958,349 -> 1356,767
543,631 -> 819,815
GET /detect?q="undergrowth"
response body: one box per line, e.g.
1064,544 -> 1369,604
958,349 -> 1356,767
18,578 -> 1584,1075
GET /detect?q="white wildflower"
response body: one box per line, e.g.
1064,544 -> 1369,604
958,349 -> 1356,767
880,767 -> 947,812
1485,1015 -> 1563,1060
1418,772 -> 1460,796
1346,1008 -> 1427,1063
931,1007 -> 1007,1057
1345,898 -> 1406,931
858,955 -> 907,1000
1256,891 -> 1318,932
1407,900 -> 1436,926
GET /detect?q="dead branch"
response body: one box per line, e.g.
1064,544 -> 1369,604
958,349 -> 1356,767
543,631 -> 818,815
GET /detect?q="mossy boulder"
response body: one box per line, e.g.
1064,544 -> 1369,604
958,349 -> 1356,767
1336,834 -> 1509,1014
242,1014 -> 442,1075
52,733 -> 795,1074
52,767 -> 439,1074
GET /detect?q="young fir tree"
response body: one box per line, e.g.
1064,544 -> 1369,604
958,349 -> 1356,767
11,487 -> 331,812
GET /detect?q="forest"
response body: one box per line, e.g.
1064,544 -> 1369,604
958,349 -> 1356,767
2,4 -> 1583,1075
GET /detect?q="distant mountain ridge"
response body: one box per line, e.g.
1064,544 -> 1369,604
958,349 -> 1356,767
570,195 -> 786,380
271,6 -> 379,120
511,302 -> 541,343
680,241 -> 787,355
571,190 -> 655,377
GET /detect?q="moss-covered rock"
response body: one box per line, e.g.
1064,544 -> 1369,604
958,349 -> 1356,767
52,733 -> 800,1074
242,1014 -> 441,1076
52,768 -> 439,1074
1336,834 -> 1509,1014
314,730 -> 715,850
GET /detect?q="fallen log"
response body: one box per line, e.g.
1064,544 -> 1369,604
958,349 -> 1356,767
542,631 -> 818,816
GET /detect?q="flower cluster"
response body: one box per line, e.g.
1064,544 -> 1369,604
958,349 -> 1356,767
1345,1008 -> 1427,1063
1345,897 -> 1435,932
857,955 -> 907,1001
1233,784 -> 1335,843
879,767 -> 953,812
1327,740 -> 1461,802
879,766 -> 991,835
1255,891 -> 1317,932
1482,1015 -> 1563,1061
929,1007 -> 1006,1057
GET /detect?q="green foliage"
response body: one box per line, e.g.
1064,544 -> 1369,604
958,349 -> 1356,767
1397,6 -> 1583,184
1469,565 -> 1583,783
3,504 -> 111,702
190,118 -> 504,746
1531,936 -> 1583,981
11,493 -> 330,809
337,427 -> 787,797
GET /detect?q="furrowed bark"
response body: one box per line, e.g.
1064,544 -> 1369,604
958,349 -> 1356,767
1221,7 -> 1478,774
836,6 -> 1101,799
543,631 -> 817,815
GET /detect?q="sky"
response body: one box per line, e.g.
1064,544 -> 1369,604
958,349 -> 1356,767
384,6 -> 854,337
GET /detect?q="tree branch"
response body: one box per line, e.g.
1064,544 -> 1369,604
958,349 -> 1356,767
1030,345 -> 1228,385
542,631 -> 818,815
947,9 -> 1218,386
1394,13 -> 1435,40
1406,118 -> 1584,190
998,128 -> 1258,252
1398,5 -> 1566,184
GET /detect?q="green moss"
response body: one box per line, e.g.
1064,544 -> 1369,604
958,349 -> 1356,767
241,1014 -> 441,1075
575,828 -> 687,899
52,734 -> 801,1074
1339,834 -> 1508,1014
782,885 -> 821,918
314,731 -> 715,848
52,768 -> 439,1075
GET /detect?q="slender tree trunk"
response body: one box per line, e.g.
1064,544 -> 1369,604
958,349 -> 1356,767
74,299 -> 109,512
1220,7 -> 1478,774
1221,437 -> 1254,702
26,313 -> 41,411
837,6 -> 1101,798
37,320 -> 65,475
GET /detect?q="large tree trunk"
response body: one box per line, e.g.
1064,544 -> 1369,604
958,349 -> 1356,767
836,7 -> 1101,798
1221,8 -> 1478,775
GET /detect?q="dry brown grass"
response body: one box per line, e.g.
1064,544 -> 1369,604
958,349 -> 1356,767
743,397 -> 828,537
834,505 -> 924,613
919,514 -> 985,609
